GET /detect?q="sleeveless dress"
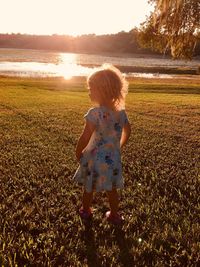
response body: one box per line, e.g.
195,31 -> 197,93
73,106 -> 129,192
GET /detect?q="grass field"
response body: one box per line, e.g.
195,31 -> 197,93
0,76 -> 200,266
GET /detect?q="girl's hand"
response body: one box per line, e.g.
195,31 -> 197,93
120,121 -> 131,148
75,120 -> 96,162
76,151 -> 83,162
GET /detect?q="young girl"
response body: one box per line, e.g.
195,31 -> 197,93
73,64 -> 131,225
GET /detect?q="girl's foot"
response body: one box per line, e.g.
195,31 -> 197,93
79,207 -> 93,220
105,211 -> 124,225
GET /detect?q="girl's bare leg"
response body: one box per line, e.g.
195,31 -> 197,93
107,188 -> 119,216
82,190 -> 93,211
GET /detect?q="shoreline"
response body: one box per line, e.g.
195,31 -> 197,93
0,64 -> 199,78
0,74 -> 200,86
80,64 -> 200,75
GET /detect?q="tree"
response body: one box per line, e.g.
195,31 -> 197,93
139,0 -> 200,59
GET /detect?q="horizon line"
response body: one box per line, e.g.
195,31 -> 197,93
0,28 -> 138,38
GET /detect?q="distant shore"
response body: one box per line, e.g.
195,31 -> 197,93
80,64 -> 200,75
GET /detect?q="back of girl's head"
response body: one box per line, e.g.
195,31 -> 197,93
87,64 -> 128,109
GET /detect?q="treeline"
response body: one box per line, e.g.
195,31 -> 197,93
0,29 -> 149,54
0,29 -> 200,56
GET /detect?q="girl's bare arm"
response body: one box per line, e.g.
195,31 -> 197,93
75,120 -> 95,161
120,122 -> 131,148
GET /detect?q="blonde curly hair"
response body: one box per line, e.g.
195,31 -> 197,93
87,64 -> 128,110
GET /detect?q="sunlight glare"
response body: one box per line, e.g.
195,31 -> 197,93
59,53 -> 97,79
59,53 -> 77,79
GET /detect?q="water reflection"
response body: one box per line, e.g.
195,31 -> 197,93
128,72 -> 172,79
59,53 -> 77,65
0,49 -> 199,79
0,61 -> 94,79
59,53 -> 76,79
58,53 -> 94,79
0,53 -> 99,79
0,60 -> 175,79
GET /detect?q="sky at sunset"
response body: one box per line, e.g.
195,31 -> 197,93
0,0 -> 154,36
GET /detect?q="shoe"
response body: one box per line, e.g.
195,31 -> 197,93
79,207 -> 93,220
105,211 -> 124,225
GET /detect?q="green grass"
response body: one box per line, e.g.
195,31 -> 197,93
0,77 -> 200,266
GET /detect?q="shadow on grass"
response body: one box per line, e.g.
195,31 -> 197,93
80,221 -> 102,267
112,227 -> 135,267
80,219 -> 136,266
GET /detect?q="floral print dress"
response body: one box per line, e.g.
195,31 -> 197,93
73,106 -> 129,192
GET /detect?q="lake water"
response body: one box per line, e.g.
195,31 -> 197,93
0,48 -> 199,79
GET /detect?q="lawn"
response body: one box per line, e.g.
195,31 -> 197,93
0,76 -> 200,266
